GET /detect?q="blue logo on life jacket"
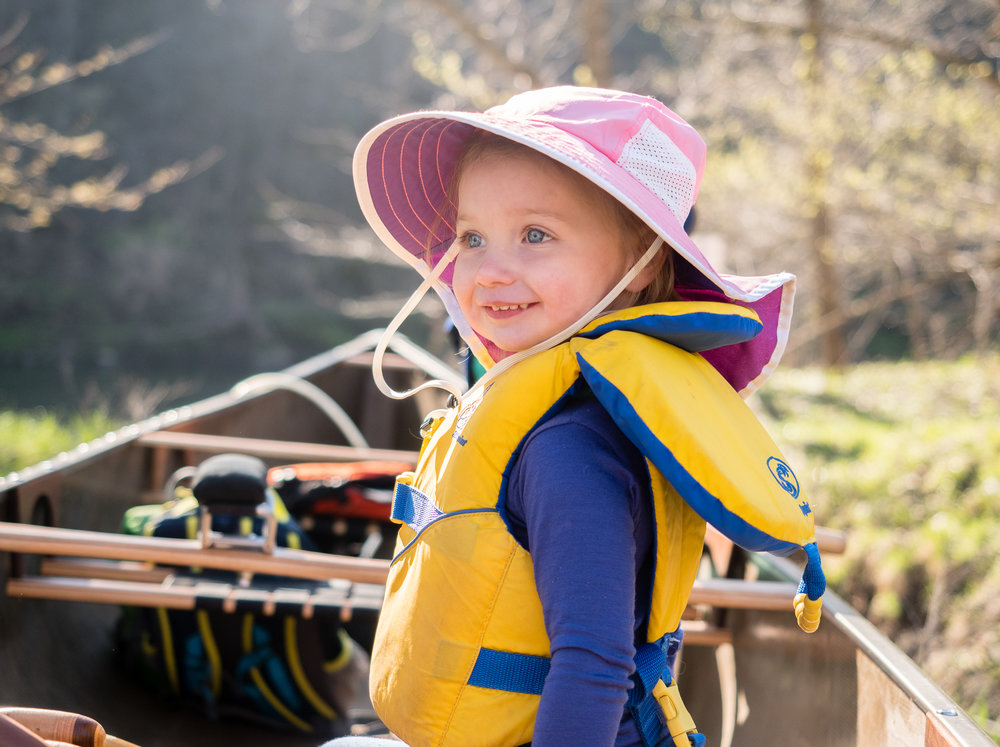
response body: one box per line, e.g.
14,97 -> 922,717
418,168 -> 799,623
767,457 -> 812,516
767,457 -> 799,498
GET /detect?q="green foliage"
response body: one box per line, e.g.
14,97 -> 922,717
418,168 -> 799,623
689,9 -> 1000,361
0,408 -> 120,475
756,354 -> 1000,736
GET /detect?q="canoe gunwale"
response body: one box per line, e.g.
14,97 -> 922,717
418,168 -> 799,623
763,554 -> 994,747
0,330 -> 459,494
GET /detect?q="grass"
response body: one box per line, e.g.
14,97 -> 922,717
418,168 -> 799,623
0,408 -> 122,477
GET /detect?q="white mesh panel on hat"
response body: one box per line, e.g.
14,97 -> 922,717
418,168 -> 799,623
616,119 -> 697,226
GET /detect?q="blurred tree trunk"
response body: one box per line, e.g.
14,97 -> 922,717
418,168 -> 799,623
580,0 -> 613,87
804,0 -> 848,366
895,246 -> 930,359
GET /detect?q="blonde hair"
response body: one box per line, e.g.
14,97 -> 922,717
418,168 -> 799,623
451,133 -> 680,307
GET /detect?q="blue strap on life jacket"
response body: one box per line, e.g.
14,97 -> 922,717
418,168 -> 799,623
467,629 -> 703,746
391,482 -> 498,564
627,641 -> 669,746
391,483 -> 443,532
627,630 -> 705,747
799,542 -> 826,600
468,649 -> 550,695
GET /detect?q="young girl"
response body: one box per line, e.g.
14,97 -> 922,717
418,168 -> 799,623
334,86 -> 825,747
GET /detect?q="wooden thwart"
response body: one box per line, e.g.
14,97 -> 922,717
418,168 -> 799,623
7,575 -> 383,619
687,578 -> 799,611
9,568 -> 749,645
3,525 -> 804,607
42,557 -> 172,584
0,521 -> 807,653
0,522 -> 389,584
675,620 -> 733,647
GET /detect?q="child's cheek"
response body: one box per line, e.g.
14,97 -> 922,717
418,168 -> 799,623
451,260 -> 476,313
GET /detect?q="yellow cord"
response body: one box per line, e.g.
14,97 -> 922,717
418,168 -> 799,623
241,614 -> 312,733
284,617 -> 338,719
195,610 -> 222,698
156,608 -> 179,695
323,628 -> 355,674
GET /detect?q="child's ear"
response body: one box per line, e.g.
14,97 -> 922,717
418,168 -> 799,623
625,247 -> 666,293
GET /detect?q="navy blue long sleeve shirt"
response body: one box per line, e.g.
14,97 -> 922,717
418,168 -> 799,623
505,394 -> 660,747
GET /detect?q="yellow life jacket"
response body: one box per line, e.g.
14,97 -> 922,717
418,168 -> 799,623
370,302 -> 825,747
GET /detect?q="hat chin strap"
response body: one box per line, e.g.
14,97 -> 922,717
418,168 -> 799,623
373,237 -> 664,406
372,242 -> 466,403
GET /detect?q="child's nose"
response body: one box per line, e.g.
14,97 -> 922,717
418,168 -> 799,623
474,246 -> 516,286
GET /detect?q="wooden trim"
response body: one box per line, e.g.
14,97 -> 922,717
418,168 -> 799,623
815,525 -> 847,554
136,430 -> 419,465
7,576 -> 384,618
0,522 -> 391,584
687,578 -> 798,611
674,620 -> 733,647
857,650 -> 927,745
41,558 -> 172,584
926,712 -> 968,747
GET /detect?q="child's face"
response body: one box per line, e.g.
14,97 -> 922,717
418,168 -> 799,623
452,149 -> 632,355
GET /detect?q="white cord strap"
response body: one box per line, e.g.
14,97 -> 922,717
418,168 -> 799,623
372,243 -> 466,404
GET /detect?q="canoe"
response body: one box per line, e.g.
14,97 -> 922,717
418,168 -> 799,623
0,330 -> 992,746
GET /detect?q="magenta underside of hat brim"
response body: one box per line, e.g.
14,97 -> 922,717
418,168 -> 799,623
679,285 -> 783,394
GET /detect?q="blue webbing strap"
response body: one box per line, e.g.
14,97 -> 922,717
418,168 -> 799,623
468,631 -> 702,746
391,482 -> 442,533
467,649 -> 550,695
576,310 -> 763,353
628,637 -> 671,747
627,639 -> 669,706
628,631 -> 704,747
797,542 -> 826,600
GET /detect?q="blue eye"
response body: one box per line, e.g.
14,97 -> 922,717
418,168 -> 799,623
526,228 -> 549,244
461,232 -> 484,249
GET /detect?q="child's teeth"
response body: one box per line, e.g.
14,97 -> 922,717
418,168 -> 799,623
490,304 -> 527,311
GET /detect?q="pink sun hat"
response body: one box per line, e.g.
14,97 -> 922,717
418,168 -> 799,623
353,86 -> 795,395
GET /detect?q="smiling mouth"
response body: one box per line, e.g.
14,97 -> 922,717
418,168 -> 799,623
486,304 -> 530,311
483,303 -> 532,319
